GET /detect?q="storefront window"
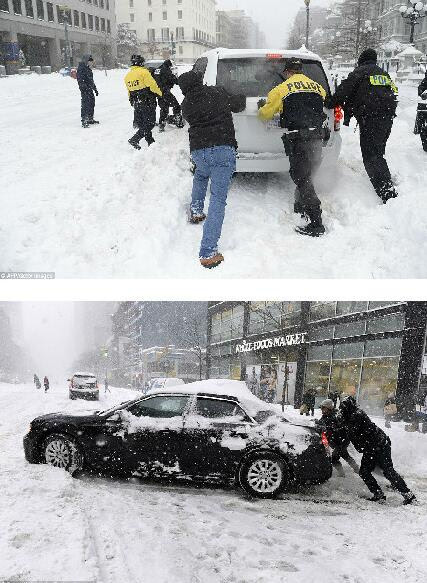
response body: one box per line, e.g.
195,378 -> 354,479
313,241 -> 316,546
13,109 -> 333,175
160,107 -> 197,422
333,342 -> 364,359
281,302 -> 302,328
330,359 -> 361,397
305,361 -> 331,396
336,301 -> 368,315
359,357 -> 400,414
367,313 -> 405,334
368,301 -> 402,310
249,301 -> 281,334
334,321 -> 366,339
230,362 -> 241,380
307,344 -> 333,361
309,302 -> 336,322
364,337 -> 402,357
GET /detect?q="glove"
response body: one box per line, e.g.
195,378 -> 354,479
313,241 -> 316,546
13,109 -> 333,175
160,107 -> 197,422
94,88 -> 99,97
257,98 -> 266,110
422,91 -> 427,101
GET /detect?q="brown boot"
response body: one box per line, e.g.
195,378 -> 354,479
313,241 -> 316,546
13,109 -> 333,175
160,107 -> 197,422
200,254 -> 224,269
189,212 -> 206,224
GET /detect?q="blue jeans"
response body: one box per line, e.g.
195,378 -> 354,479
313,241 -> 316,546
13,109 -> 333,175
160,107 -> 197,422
190,145 -> 236,258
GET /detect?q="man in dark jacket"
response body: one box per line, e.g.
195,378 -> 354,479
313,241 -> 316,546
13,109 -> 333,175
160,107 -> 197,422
178,70 -> 246,269
315,399 -> 359,475
258,58 -> 327,237
339,396 -> 416,504
157,60 -> 184,132
43,376 -> 49,393
327,49 -> 398,203
77,55 -> 99,128
419,71 -> 427,98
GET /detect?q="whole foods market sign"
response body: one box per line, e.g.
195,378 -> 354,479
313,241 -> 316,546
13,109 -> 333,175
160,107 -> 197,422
235,333 -> 308,354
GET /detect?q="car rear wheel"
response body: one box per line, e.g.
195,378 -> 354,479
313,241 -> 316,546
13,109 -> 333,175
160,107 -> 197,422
44,434 -> 83,475
238,453 -> 289,499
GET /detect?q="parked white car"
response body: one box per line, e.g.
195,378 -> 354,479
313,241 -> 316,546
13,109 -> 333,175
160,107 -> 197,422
192,48 -> 342,173
68,372 -> 99,401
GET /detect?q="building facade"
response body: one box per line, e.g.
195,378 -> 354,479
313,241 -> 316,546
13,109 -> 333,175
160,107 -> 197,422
207,301 -> 427,418
116,0 -> 216,63
0,0 -> 117,72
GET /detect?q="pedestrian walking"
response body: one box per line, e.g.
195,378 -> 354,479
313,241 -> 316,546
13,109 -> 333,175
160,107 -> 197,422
104,378 -> 111,394
315,399 -> 359,476
383,393 -> 397,428
178,70 -> 246,269
339,396 -> 416,504
77,55 -> 99,129
156,60 -> 184,132
43,376 -> 49,393
125,55 -> 163,150
33,374 -> 41,390
302,387 -> 316,416
415,72 -> 427,151
258,58 -> 327,237
327,48 -> 398,203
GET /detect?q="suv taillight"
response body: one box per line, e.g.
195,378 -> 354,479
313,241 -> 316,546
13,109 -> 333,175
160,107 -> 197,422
321,431 -> 329,448
334,106 -> 343,131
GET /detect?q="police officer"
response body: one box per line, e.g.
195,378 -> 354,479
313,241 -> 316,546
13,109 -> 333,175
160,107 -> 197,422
124,55 -> 163,150
328,48 -> 398,203
157,60 -> 184,132
77,54 -> 99,128
258,58 -> 327,237
339,396 -> 416,505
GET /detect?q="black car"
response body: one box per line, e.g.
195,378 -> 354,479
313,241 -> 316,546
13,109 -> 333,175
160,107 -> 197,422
23,389 -> 332,498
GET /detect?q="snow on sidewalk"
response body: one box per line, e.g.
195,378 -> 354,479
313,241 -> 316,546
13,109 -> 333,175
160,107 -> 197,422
1,382 -> 427,583
1,72 -> 426,278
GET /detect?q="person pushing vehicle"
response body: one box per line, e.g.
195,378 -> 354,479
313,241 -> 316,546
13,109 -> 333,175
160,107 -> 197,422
258,58 -> 327,238
124,55 -> 163,150
327,49 -> 398,203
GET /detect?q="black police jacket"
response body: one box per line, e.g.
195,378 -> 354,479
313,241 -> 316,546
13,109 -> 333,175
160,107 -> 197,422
419,72 -> 427,96
157,64 -> 178,92
339,409 -> 388,453
327,61 -> 397,120
181,85 -> 246,152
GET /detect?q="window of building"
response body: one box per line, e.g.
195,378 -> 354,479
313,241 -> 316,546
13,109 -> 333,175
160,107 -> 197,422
106,0 -> 109,9
88,13 -> 94,30
149,11 -> 152,21
148,0 -> 151,5
163,11 -> 167,20
130,13 -> 134,22
47,2 -> 54,21
36,0 -> 44,19
95,15 -> 99,30
211,305 -> 244,344
107,19 -> 110,33
281,302 -> 302,328
176,26 -> 184,39
336,301 -> 368,316
368,301 -> 400,310
334,321 -> 366,339
101,17 -> 105,31
24,0 -> 34,17
249,301 -> 281,335
178,45 -> 183,55
94,0 -> 98,6
81,12 -> 87,28
309,302 -> 336,322
178,9 -> 182,19
162,27 -> 170,41
309,326 -> 334,342
147,28 -> 156,41
367,313 -> 405,334
305,344 -> 333,396
100,0 -> 104,8
129,0 -> 133,6
73,10 -> 80,27
0,0 -> 9,13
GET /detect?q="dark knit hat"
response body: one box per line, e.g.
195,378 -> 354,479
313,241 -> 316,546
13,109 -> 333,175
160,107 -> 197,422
283,58 -> 303,73
358,48 -> 377,66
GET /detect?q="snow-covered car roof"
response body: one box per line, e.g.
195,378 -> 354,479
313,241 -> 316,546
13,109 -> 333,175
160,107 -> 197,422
146,379 -> 273,418
73,372 -> 97,378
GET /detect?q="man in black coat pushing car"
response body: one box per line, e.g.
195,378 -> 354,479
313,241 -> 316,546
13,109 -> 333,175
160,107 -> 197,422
77,55 -> 99,129
327,49 -> 398,204
338,396 -> 416,505
157,60 -> 184,132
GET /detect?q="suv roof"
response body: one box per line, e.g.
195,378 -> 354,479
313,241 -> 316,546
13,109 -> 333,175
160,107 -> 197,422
202,47 -> 322,63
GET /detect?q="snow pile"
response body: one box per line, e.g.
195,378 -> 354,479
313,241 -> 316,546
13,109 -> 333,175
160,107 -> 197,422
1,72 -> 427,277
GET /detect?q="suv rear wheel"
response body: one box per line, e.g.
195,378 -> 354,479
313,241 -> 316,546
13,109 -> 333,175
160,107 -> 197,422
238,452 -> 289,499
44,433 -> 83,475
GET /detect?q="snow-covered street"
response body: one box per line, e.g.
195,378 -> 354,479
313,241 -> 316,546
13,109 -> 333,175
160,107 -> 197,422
1,381 -> 426,583
1,70 -> 426,278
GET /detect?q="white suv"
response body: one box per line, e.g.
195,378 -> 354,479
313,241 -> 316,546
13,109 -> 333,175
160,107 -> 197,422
192,48 -> 342,173
69,372 -> 99,401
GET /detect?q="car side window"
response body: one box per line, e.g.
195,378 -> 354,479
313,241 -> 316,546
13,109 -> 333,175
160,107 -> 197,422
195,398 -> 251,421
193,57 -> 208,78
127,396 -> 189,418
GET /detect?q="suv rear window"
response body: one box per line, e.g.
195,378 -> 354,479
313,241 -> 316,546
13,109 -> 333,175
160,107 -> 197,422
216,58 -> 330,98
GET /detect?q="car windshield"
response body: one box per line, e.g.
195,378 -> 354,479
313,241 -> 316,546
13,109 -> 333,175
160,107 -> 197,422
216,58 -> 330,98
253,410 -> 281,424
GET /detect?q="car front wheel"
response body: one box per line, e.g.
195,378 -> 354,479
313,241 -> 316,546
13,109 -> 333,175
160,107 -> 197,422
238,453 -> 289,499
43,434 -> 83,475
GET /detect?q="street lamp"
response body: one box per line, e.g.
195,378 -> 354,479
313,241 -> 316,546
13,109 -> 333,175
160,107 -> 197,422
304,0 -> 311,49
58,4 -> 71,69
399,0 -> 427,45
